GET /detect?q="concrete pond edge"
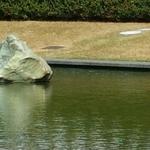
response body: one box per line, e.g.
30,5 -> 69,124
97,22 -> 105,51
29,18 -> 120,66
47,59 -> 150,70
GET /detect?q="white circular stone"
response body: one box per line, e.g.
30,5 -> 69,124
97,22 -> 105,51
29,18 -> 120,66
120,30 -> 142,36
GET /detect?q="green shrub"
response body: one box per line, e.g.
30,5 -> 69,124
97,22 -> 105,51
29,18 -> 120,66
0,0 -> 149,21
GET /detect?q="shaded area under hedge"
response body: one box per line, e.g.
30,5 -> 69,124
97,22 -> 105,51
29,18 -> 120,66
0,0 -> 149,22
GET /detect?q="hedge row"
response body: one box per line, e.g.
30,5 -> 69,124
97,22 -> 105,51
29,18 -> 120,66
0,0 -> 149,21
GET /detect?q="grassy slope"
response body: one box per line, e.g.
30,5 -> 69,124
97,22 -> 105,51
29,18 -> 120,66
0,21 -> 150,61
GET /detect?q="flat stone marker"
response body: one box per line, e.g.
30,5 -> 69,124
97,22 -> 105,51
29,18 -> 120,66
120,28 -> 150,36
120,30 -> 142,36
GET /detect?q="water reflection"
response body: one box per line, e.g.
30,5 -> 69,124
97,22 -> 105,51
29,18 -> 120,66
0,83 -> 52,150
47,68 -> 150,149
0,68 -> 150,149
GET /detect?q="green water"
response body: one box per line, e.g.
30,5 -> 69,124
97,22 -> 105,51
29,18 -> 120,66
0,68 -> 150,150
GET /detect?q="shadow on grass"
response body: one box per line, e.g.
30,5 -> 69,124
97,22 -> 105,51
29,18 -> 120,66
42,45 -> 65,50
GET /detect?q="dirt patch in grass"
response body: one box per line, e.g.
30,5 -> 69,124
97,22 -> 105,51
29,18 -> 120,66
0,21 -> 150,61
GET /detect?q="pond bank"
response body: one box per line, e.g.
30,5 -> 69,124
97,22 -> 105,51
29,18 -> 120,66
47,59 -> 150,70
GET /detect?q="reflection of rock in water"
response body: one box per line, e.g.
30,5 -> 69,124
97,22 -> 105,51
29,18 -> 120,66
0,83 -> 52,149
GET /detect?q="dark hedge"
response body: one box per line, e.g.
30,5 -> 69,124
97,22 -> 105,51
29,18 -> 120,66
0,0 -> 149,21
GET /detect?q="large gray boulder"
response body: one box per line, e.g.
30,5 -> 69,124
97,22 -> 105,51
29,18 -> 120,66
0,35 -> 53,82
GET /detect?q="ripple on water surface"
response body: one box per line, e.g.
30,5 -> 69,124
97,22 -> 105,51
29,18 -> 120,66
0,68 -> 150,149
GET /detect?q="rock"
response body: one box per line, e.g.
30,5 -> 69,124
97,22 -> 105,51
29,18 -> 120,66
0,35 -> 53,82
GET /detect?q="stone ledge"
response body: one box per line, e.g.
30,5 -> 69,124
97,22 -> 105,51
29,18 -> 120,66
47,59 -> 150,70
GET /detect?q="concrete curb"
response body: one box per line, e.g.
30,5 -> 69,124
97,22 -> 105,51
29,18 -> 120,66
47,59 -> 150,70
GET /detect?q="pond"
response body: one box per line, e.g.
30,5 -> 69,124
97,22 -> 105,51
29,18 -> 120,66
0,67 -> 150,149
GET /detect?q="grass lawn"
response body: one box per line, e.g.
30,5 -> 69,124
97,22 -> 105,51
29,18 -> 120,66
0,21 -> 150,61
